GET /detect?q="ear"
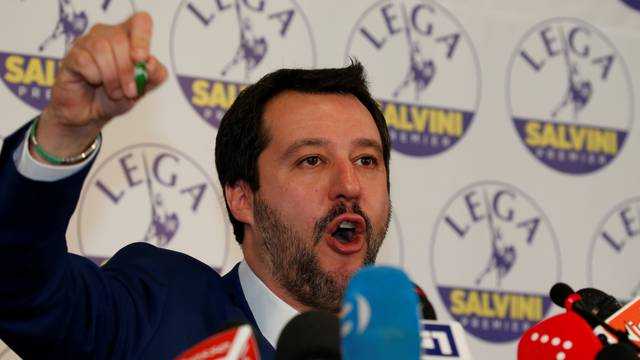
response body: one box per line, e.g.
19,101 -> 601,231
224,180 -> 255,227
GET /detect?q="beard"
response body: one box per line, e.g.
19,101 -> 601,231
253,196 -> 390,312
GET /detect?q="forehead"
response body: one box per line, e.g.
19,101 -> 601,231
262,91 -> 381,145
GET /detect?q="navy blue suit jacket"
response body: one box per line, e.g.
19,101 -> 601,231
0,124 -> 274,359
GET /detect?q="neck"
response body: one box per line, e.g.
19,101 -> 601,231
241,239 -> 315,313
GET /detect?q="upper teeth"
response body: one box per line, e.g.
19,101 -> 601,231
339,221 -> 356,229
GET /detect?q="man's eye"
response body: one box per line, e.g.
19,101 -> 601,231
356,156 -> 376,167
300,156 -> 321,167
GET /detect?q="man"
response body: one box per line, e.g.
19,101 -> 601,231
0,12 -> 391,359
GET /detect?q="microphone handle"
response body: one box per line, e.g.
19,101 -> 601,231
572,302 -> 640,353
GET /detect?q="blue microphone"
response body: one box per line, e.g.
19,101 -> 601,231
340,265 -> 421,360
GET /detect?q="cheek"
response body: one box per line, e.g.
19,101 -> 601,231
362,185 -> 390,224
373,194 -> 390,221
274,184 -> 325,230
280,179 -> 325,204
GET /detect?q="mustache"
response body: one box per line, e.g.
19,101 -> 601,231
312,201 -> 373,246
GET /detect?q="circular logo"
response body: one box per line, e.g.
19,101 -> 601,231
621,0 -> 640,11
345,0 -> 480,157
507,18 -> 633,174
0,0 -> 133,110
588,197 -> 640,302
430,181 -> 560,343
171,0 -> 316,128
376,212 -> 405,267
77,144 -> 231,272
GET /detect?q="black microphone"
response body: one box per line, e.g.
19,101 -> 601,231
595,343 -> 638,360
550,283 -> 621,335
276,310 -> 341,360
413,282 -> 437,321
550,282 -> 640,353
576,287 -> 622,328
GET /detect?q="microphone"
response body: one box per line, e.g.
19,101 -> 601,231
175,323 -> 260,360
517,309 -> 603,359
594,294 -> 640,353
276,310 -> 341,360
412,282 -> 474,358
340,266 -> 421,360
551,282 -> 640,352
413,282 -> 437,320
420,320 -> 473,359
577,287 -> 622,327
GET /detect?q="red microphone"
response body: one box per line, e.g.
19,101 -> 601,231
517,295 -> 603,360
553,283 -> 640,353
175,324 -> 261,360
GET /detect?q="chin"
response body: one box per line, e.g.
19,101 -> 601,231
328,270 -> 352,293
328,260 -> 363,283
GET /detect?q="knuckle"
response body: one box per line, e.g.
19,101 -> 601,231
90,38 -> 111,56
72,48 -> 92,69
111,28 -> 129,45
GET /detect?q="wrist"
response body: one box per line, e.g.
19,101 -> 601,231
29,115 -> 101,165
32,108 -> 102,158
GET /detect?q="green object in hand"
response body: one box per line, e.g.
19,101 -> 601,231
135,62 -> 148,95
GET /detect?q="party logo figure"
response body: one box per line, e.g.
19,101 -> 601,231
507,18 -> 633,174
0,0 -> 133,110
346,0 -> 480,157
431,181 -> 560,343
171,0 -> 316,128
77,144 -> 231,271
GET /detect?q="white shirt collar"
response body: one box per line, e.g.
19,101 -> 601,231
238,261 -> 299,347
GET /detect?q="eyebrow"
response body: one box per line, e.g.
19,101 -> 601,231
353,138 -> 384,157
282,137 -> 383,159
283,138 -> 329,159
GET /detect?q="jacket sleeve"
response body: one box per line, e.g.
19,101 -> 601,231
0,122 -> 162,359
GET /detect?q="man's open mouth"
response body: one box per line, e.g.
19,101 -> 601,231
326,215 -> 365,254
332,220 -> 357,243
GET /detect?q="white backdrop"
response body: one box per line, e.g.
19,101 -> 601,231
1,0 -> 639,358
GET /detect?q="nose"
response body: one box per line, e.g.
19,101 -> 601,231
329,159 -> 361,202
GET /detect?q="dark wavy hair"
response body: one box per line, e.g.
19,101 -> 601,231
215,61 -> 390,243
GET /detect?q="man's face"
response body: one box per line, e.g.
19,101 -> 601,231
252,91 -> 391,312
